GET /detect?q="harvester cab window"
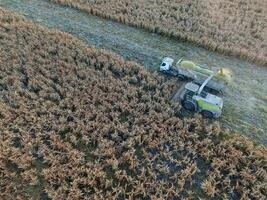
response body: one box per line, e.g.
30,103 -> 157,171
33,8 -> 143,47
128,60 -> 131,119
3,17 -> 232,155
200,91 -> 208,98
186,90 -> 195,97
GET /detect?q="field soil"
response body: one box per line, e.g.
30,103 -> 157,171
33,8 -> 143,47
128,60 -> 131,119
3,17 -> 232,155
51,0 -> 267,66
1,0 -> 266,145
1,6 -> 267,200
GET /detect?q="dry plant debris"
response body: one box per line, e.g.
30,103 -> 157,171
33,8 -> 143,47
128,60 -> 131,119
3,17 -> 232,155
51,0 -> 267,66
0,8 -> 266,199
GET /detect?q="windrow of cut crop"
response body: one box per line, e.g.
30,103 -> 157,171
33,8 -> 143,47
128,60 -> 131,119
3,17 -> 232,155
51,0 -> 267,66
0,8 -> 266,199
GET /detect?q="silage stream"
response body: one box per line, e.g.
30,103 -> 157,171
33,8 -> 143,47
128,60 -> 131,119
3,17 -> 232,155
0,0 -> 266,145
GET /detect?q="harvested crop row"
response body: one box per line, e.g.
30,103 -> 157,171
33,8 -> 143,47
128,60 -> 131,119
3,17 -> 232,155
0,8 -> 266,199
51,0 -> 267,66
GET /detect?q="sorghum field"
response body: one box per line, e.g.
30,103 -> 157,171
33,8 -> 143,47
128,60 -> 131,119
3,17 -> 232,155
51,0 -> 267,66
0,8 -> 266,199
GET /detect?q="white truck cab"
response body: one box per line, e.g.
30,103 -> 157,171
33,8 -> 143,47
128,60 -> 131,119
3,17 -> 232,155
160,57 -> 174,71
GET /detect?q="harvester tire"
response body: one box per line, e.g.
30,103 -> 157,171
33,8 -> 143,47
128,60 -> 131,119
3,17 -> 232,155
182,100 -> 196,111
201,110 -> 214,118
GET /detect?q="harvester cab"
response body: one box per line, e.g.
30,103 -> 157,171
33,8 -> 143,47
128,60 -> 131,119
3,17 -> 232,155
180,73 -> 223,118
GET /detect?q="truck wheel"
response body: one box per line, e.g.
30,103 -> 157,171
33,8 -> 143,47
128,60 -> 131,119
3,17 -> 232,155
201,110 -> 214,118
182,100 -> 196,111
178,75 -> 186,80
